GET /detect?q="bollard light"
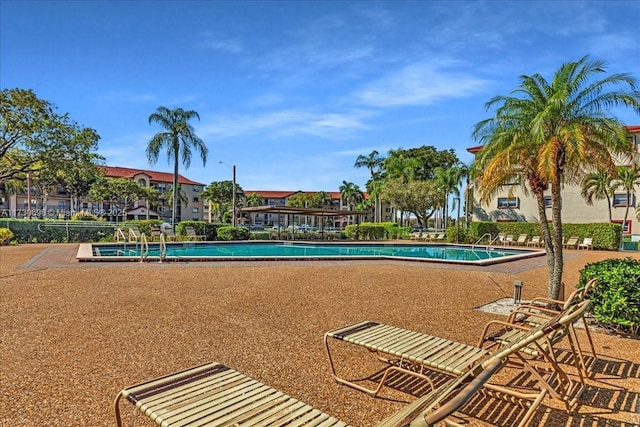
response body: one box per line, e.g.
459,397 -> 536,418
513,280 -> 523,304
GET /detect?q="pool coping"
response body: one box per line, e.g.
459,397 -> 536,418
77,241 -> 546,266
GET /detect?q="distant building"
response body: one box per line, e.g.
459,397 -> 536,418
467,126 -> 640,236
0,166 -> 206,223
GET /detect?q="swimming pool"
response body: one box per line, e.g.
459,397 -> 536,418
78,241 -> 544,265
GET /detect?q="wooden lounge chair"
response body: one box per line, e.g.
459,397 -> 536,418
115,358 -> 504,427
526,236 -> 542,247
325,301 -> 589,426
577,237 -> 593,250
515,234 -> 528,246
185,226 -> 205,241
505,279 -> 598,378
478,298 -> 593,409
563,236 -> 579,249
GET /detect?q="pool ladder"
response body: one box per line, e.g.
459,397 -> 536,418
471,233 -> 500,253
138,233 -> 167,263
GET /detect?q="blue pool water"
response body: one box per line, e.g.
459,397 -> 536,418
87,242 -> 542,264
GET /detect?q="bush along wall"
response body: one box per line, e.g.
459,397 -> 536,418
466,221 -> 621,250
217,226 -> 250,241
1,218 -> 115,243
176,221 -> 222,241
578,257 -> 640,335
344,222 -> 408,240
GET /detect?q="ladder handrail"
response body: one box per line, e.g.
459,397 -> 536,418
159,233 -> 167,262
114,228 -> 127,242
471,233 -> 500,252
139,233 -> 149,262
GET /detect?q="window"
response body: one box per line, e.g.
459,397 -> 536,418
192,207 -> 199,213
497,197 -> 519,209
193,186 -> 200,192
543,196 -> 552,208
57,187 -> 68,195
193,197 -> 199,202
0,197 -> 4,205
613,193 -> 634,207
138,179 -> 147,186
613,220 -> 632,234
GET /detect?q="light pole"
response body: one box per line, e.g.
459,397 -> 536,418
219,161 -> 237,227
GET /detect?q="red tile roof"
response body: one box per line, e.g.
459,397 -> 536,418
102,166 -> 204,186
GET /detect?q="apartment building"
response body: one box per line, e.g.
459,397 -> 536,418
467,126 -> 640,236
0,166 -> 206,223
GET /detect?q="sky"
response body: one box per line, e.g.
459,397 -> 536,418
2,0 -> 639,193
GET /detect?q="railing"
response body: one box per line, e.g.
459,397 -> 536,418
114,228 -> 127,242
139,233 -> 149,263
471,233 -> 497,252
159,233 -> 167,262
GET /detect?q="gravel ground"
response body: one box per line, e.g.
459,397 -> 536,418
0,243 -> 638,427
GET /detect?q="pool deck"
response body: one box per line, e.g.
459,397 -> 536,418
1,243 -> 639,427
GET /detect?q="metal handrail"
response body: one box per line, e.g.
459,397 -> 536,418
471,233 -> 495,252
114,228 -> 127,242
159,233 -> 167,262
139,233 -> 149,263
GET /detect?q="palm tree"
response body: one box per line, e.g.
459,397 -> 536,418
354,150 -> 384,222
434,165 -> 465,229
315,190 -> 334,208
339,181 -> 364,225
581,169 -> 616,222
613,165 -> 640,245
147,106 -> 208,227
245,192 -> 263,227
472,56 -> 640,299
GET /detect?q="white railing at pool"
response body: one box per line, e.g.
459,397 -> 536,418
139,233 -> 149,263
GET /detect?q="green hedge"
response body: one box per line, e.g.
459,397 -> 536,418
578,257 -> 640,335
466,221 -> 621,250
1,218 -> 116,243
175,221 -> 224,241
216,226 -> 250,241
344,222 -> 408,240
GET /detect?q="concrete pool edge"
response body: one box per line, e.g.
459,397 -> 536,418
77,242 -> 546,266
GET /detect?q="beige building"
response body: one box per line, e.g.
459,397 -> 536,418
467,126 -> 640,237
0,166 -> 206,223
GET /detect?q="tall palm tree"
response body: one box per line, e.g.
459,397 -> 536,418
472,56 -> 640,299
581,169 -> 616,222
339,181 -> 364,225
355,150 -> 384,222
613,165 -> 640,245
434,165 -> 465,229
147,106 -> 208,227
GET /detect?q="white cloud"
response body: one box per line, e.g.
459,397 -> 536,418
196,32 -> 243,54
354,61 -> 488,108
198,109 -> 373,140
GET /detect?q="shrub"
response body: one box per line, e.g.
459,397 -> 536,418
217,226 -> 250,241
0,227 -> 14,245
71,210 -> 99,221
445,225 -> 468,243
578,257 -> 640,335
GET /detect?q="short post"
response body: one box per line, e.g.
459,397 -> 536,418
513,280 -> 523,304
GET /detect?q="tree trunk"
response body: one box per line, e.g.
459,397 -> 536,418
535,192 -> 555,294
549,181 -> 564,300
172,148 -> 179,229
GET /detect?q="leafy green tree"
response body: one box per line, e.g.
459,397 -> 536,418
245,192 -> 263,207
147,106 -> 208,226
380,179 -> 440,226
314,191 -> 334,208
1,88 -> 103,203
472,56 -> 640,299
286,192 -> 317,208
202,180 -> 243,223
581,169 -> 616,222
